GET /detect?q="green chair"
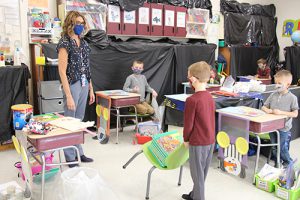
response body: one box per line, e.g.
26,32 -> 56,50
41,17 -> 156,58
123,132 -> 189,199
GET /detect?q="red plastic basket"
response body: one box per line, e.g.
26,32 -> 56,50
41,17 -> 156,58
135,133 -> 152,144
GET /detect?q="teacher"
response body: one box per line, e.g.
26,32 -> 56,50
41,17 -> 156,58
57,11 -> 94,167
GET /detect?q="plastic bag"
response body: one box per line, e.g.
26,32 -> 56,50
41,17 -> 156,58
53,167 -> 118,200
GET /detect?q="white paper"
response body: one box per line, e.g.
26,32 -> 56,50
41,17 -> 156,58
108,5 -> 120,23
124,11 -> 136,24
139,7 -> 149,25
177,12 -> 186,28
152,8 -> 162,26
165,94 -> 191,102
165,10 -> 174,27
50,117 -> 95,132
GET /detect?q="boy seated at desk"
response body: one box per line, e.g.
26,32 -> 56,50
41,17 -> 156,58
123,60 -> 158,115
262,70 -> 299,167
255,58 -> 271,79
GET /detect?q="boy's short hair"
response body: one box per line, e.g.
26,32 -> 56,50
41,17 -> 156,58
133,60 -> 144,66
274,70 -> 293,84
257,58 -> 267,65
188,61 -> 211,83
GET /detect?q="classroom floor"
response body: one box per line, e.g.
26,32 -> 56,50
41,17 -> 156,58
1,125 -> 300,200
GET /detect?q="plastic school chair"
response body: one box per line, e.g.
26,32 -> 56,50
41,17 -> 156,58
122,133 -> 189,199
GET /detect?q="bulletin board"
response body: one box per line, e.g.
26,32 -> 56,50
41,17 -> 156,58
0,0 -> 21,56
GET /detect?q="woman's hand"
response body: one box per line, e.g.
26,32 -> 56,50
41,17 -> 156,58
89,89 -> 95,105
67,96 -> 76,111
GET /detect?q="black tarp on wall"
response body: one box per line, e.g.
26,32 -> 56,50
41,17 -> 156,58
285,46 -> 300,85
220,0 -> 276,18
0,65 -> 30,142
229,46 -> 275,79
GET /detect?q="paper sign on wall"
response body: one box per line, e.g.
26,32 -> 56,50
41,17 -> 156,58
177,12 -> 186,28
152,8 -> 162,26
139,7 -> 149,25
124,11 -> 136,24
165,10 -> 174,27
108,5 -> 120,23
282,19 -> 300,37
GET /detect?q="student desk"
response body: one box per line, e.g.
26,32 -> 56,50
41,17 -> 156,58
96,91 -> 140,144
16,128 -> 85,200
216,106 -> 286,182
181,82 -> 221,94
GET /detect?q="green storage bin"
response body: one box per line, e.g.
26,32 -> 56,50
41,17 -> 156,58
275,183 -> 300,200
255,174 -> 277,193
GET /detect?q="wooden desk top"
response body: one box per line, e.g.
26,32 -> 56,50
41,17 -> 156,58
26,128 -> 83,139
216,106 -> 287,123
96,91 -> 140,99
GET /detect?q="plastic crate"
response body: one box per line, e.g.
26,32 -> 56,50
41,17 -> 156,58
255,174 -> 277,193
275,183 -> 300,200
135,133 -> 152,145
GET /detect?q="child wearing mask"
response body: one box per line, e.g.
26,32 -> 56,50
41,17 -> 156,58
123,60 -> 158,115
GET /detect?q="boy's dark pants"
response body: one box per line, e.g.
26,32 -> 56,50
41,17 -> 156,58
189,144 -> 214,200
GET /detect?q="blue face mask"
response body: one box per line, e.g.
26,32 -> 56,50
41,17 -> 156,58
132,68 -> 142,75
74,24 -> 84,35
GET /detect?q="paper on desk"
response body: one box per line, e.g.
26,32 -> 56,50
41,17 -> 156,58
49,117 -> 94,132
219,106 -> 265,117
165,94 -> 191,102
103,90 -> 129,96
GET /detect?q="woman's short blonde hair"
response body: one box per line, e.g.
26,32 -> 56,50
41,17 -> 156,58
62,11 -> 87,37
188,61 -> 211,83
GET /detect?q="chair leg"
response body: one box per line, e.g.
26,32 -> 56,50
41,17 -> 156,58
122,150 -> 143,169
253,135 -> 261,184
178,166 -> 183,186
146,166 -> 156,200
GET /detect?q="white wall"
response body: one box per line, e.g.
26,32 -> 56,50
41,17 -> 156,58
273,0 -> 300,61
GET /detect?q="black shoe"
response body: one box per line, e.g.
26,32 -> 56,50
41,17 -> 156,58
182,192 -> 193,200
92,135 -> 98,140
68,163 -> 79,168
80,155 -> 93,163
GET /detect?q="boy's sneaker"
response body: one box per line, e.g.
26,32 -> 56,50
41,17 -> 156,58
182,192 -> 193,200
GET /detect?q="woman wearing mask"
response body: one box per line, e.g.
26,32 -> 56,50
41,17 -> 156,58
57,11 -> 94,167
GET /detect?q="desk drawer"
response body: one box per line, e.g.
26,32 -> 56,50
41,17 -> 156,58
250,119 -> 285,133
28,132 -> 84,151
111,97 -> 140,107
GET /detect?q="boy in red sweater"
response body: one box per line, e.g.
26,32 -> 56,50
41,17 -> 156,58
182,61 -> 215,200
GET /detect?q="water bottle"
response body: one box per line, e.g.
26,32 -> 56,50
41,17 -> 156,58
14,48 -> 21,66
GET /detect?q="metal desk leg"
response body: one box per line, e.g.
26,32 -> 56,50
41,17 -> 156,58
253,135 -> 261,184
275,130 -> 281,168
184,86 -> 187,94
116,108 -> 120,144
133,105 -> 138,130
58,150 -> 62,172
41,153 -> 46,200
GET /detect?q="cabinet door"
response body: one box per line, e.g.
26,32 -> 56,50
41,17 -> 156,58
164,5 -> 175,36
175,7 -> 187,37
150,3 -> 163,36
137,3 -> 151,35
107,5 -> 121,35
122,10 -> 137,35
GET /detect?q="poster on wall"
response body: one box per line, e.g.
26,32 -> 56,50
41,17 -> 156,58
282,19 -> 300,37
165,10 -> 174,27
177,12 -> 186,28
108,5 -> 121,23
124,11 -> 136,24
152,9 -> 162,26
29,0 -> 48,8
139,7 -> 149,25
